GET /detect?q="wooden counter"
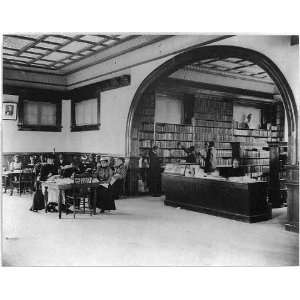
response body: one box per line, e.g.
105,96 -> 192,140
162,173 -> 271,223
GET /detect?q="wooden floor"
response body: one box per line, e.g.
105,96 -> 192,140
2,193 -> 299,266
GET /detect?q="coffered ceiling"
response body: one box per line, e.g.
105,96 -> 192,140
3,34 -> 169,74
185,57 -> 273,83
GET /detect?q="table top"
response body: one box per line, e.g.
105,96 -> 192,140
42,178 -> 101,190
2,170 -> 23,176
162,173 -> 267,185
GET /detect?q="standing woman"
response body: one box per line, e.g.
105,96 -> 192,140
204,141 -> 217,173
149,145 -> 161,197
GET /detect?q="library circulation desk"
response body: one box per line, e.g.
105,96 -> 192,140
162,164 -> 271,223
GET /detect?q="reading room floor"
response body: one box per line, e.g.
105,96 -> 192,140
2,193 -> 299,266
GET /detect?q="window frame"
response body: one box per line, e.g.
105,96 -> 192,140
18,91 -> 62,132
71,90 -> 101,132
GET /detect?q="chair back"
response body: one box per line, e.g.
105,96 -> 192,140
73,172 -> 93,196
20,169 -> 34,181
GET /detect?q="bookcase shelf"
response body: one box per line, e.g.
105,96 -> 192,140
134,92 -> 284,181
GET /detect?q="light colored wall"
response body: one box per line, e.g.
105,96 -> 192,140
2,35 -> 298,158
65,85 -> 136,155
2,99 -> 70,153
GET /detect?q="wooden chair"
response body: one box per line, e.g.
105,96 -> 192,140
65,173 -> 93,218
10,169 -> 35,196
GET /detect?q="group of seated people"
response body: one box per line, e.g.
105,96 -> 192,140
7,153 -> 127,214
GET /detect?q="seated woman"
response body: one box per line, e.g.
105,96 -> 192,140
83,153 -> 96,172
110,157 -> 127,199
95,154 -> 101,170
39,154 -> 58,181
26,155 -> 37,169
61,156 -> 84,178
95,157 -> 115,213
30,154 -> 58,212
9,155 -> 23,171
55,153 -> 68,170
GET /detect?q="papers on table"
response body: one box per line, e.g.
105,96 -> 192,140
100,183 -> 109,189
228,176 -> 257,183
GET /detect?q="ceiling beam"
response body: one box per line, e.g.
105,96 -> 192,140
160,77 -> 275,100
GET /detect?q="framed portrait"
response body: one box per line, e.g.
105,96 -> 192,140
2,102 -> 17,120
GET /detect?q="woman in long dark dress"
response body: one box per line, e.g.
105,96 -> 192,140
204,141 -> 217,173
95,157 -> 115,213
30,154 -> 58,212
149,146 -> 161,197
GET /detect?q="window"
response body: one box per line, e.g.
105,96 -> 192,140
23,100 -> 57,126
71,94 -> 100,131
155,94 -> 183,124
18,92 -> 62,131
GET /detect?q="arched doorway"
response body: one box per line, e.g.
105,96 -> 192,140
126,45 -> 298,164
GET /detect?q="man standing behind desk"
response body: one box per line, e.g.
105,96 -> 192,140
204,141 -> 217,173
177,142 -> 197,163
149,146 -> 161,197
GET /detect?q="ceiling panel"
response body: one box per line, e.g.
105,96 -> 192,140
3,36 -> 32,49
34,60 -> 53,65
60,41 -> 90,52
2,34 -> 135,72
188,57 -> 273,83
44,36 -> 69,44
36,42 -> 58,49
43,52 -> 70,61
80,35 -> 106,43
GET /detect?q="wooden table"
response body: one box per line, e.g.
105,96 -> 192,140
42,179 -> 101,219
2,170 -> 24,195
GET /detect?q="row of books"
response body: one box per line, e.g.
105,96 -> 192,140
194,141 -> 232,150
155,132 -> 193,141
241,158 -> 269,165
139,140 -> 153,148
194,119 -> 232,128
244,165 -> 269,173
155,123 -> 193,134
193,113 -> 232,122
216,149 -> 232,158
154,140 -> 193,149
216,158 -> 232,166
233,136 -> 269,143
233,129 -> 272,137
194,133 -> 232,142
194,127 -> 232,135
139,140 -> 195,149
139,122 -> 154,131
240,150 -> 269,158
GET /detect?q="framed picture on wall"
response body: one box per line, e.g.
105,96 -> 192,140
2,102 -> 17,120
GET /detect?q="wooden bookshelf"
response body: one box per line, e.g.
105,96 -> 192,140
135,94 -> 284,179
